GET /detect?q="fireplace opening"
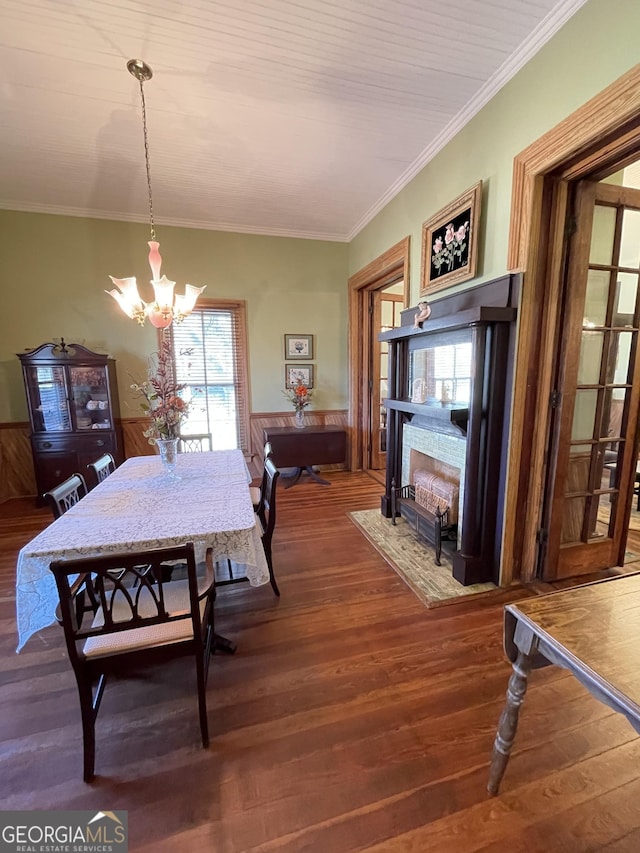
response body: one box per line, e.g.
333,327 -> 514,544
393,450 -> 461,565
409,450 -> 460,524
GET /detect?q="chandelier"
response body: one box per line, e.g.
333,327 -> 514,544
106,59 -> 205,329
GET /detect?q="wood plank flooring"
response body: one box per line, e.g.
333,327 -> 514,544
1,472 -> 639,851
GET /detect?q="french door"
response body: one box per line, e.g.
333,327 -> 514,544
541,180 -> 640,580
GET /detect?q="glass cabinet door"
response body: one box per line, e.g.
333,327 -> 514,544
24,366 -> 72,432
69,366 -> 112,431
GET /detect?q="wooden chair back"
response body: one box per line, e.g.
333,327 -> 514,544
86,452 -> 115,488
256,457 -> 280,595
49,543 -> 215,781
43,473 -> 88,519
179,434 -> 213,453
252,441 -> 273,512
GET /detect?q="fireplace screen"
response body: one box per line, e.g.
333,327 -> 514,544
408,328 -> 472,404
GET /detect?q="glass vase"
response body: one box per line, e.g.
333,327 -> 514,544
156,437 -> 180,479
294,408 -> 305,429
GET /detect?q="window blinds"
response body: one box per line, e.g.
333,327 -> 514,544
169,301 -> 249,453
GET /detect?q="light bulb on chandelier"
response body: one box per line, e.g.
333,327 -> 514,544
106,59 -> 205,329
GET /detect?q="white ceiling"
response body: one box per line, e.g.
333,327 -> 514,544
0,0 -> 587,241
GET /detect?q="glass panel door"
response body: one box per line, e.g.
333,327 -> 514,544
24,366 -> 71,432
543,181 -> 640,580
370,287 -> 404,470
69,366 -> 112,431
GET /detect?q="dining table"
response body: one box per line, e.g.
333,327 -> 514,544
16,449 -> 270,652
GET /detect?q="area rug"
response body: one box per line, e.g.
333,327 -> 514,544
349,508 -> 496,607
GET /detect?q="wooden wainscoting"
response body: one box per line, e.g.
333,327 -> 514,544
0,413 -> 349,500
121,417 -> 157,459
0,418 -> 154,502
250,410 -> 348,468
0,422 -> 36,502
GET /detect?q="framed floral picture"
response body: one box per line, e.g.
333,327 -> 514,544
284,334 -> 313,359
285,364 -> 314,389
420,181 -> 482,295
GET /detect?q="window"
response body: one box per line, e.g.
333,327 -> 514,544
169,300 -> 250,453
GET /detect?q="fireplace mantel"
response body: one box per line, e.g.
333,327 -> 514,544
379,274 -> 520,585
379,304 -> 516,343
384,399 -> 469,435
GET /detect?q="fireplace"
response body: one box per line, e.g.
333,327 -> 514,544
379,274 -> 519,585
407,444 -> 462,538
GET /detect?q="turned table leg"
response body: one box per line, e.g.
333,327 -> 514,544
487,648 -> 533,796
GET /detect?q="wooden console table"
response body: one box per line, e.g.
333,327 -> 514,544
487,573 -> 640,795
264,425 -> 346,488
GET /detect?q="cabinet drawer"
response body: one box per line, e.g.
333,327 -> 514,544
34,434 -> 113,453
78,434 -> 113,452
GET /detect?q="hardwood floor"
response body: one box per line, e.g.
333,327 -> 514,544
2,472 -> 639,851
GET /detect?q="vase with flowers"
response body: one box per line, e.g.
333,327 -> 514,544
283,379 -> 312,428
131,337 -> 189,477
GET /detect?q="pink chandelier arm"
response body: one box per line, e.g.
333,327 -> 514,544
105,276 -> 146,324
147,275 -> 176,329
148,240 -> 162,280
173,284 -> 207,322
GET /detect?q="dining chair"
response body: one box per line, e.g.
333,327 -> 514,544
250,441 -> 273,510
86,452 -> 116,488
49,542 -> 216,782
217,441 -> 270,582
218,454 -> 280,596
43,473 -> 88,519
178,433 -> 213,453
256,456 -> 280,596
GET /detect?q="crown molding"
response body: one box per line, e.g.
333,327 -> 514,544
0,201 -> 350,243
347,0 -> 590,241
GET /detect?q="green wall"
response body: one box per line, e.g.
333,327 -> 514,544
2,0 -> 640,428
349,0 -> 640,301
0,211 -> 349,422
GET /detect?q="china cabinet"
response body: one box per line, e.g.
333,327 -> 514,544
18,339 -> 124,499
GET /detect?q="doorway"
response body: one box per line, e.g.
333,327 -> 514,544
369,283 -> 404,471
502,65 -> 640,587
539,176 -> 640,580
347,238 -> 410,473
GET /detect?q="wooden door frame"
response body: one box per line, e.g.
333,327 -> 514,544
348,237 -> 410,471
505,63 -> 640,585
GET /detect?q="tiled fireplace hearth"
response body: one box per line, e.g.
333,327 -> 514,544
379,275 -> 520,586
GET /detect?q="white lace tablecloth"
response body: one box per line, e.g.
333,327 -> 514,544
16,450 -> 269,651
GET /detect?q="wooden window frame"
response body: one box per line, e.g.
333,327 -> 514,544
168,298 -> 251,456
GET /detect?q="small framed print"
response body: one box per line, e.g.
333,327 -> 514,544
284,334 -> 313,359
285,364 -> 314,389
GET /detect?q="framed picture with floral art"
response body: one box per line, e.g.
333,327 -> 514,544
420,181 -> 482,296
285,364 -> 314,389
284,334 -> 313,359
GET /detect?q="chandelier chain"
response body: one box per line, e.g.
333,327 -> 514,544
106,59 -> 206,328
138,78 -> 155,241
